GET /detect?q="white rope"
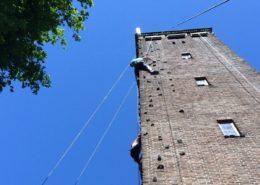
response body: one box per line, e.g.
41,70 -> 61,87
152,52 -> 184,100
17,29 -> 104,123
135,86 -> 141,130
154,40 -> 184,184
172,0 -> 230,29
200,36 -> 260,93
74,82 -> 135,185
41,63 -> 130,185
135,36 -> 153,126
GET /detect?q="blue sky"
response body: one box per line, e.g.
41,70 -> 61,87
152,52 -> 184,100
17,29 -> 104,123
0,1 -> 260,185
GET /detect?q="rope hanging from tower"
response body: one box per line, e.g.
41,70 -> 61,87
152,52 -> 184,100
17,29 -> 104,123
41,63 -> 130,185
172,0 -> 230,29
73,82 -> 135,185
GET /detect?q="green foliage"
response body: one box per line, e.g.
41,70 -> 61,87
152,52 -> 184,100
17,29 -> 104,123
0,0 -> 93,94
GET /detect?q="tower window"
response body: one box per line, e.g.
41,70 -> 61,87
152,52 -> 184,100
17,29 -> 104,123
145,36 -> 162,41
191,32 -> 208,37
181,52 -> 192,59
195,77 -> 209,86
167,33 -> 186,39
217,120 -> 240,137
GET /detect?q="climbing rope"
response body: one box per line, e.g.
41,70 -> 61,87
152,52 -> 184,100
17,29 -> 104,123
152,40 -> 184,184
199,35 -> 260,104
200,36 -> 260,93
74,82 -> 135,185
41,63 -> 130,185
172,0 -> 230,29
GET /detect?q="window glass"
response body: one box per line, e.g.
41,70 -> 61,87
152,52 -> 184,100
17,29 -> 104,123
181,53 -> 192,59
218,120 -> 240,137
195,77 -> 209,86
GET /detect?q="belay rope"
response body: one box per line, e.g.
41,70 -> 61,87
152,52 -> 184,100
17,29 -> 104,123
41,31 -> 157,185
74,82 -> 135,185
148,40 -> 184,184
41,63 -> 132,185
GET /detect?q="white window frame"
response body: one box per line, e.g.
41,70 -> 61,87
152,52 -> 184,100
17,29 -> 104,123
167,33 -> 186,39
181,52 -> 192,59
191,32 -> 208,37
195,77 -> 209,86
218,120 -> 240,137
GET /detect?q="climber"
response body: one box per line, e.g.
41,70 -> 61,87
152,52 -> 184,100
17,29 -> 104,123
130,56 -> 159,77
130,134 -> 141,164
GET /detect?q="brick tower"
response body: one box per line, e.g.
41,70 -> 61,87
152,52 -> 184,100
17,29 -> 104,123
134,28 -> 260,185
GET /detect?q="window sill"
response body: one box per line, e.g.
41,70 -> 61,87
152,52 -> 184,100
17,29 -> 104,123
224,134 -> 245,138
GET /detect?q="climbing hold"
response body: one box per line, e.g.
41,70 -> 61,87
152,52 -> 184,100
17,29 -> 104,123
157,155 -> 162,161
165,145 -> 170,149
146,119 -> 150,122
149,104 -> 153,107
143,132 -> 148,136
179,152 -> 185,156
177,139 -> 183,144
158,93 -> 162,96
157,164 -> 164,169
158,136 -> 163,141
149,99 -> 153,102
179,109 -> 184,113
153,177 -> 157,182
147,80 -> 151,83
157,87 -> 160,91
144,112 -> 148,115
151,123 -> 154,127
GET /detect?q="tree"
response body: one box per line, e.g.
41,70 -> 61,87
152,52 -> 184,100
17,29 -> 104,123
0,0 -> 93,94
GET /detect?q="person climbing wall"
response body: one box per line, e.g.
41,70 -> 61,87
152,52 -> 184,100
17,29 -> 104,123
130,56 -> 159,77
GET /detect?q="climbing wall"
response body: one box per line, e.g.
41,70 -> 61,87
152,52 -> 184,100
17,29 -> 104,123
136,28 -> 260,185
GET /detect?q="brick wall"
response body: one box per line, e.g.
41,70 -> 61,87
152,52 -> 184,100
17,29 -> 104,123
136,28 -> 260,185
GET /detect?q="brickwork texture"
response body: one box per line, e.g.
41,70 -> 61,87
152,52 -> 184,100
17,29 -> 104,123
135,28 -> 260,185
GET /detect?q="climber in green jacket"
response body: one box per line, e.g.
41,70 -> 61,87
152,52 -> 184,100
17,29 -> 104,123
130,56 -> 159,77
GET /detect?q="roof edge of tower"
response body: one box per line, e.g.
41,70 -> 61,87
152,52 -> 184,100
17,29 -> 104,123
140,27 -> 212,37
134,27 -> 212,57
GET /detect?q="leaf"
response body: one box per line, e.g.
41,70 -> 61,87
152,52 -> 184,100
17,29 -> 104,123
0,0 -> 93,94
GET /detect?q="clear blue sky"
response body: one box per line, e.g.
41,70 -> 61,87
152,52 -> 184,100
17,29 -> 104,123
0,1 -> 260,185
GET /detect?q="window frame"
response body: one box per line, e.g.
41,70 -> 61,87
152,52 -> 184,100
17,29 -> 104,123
195,77 -> 209,86
145,36 -> 162,41
191,32 -> 208,37
167,33 -> 186,39
181,52 -> 192,60
217,119 -> 241,137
